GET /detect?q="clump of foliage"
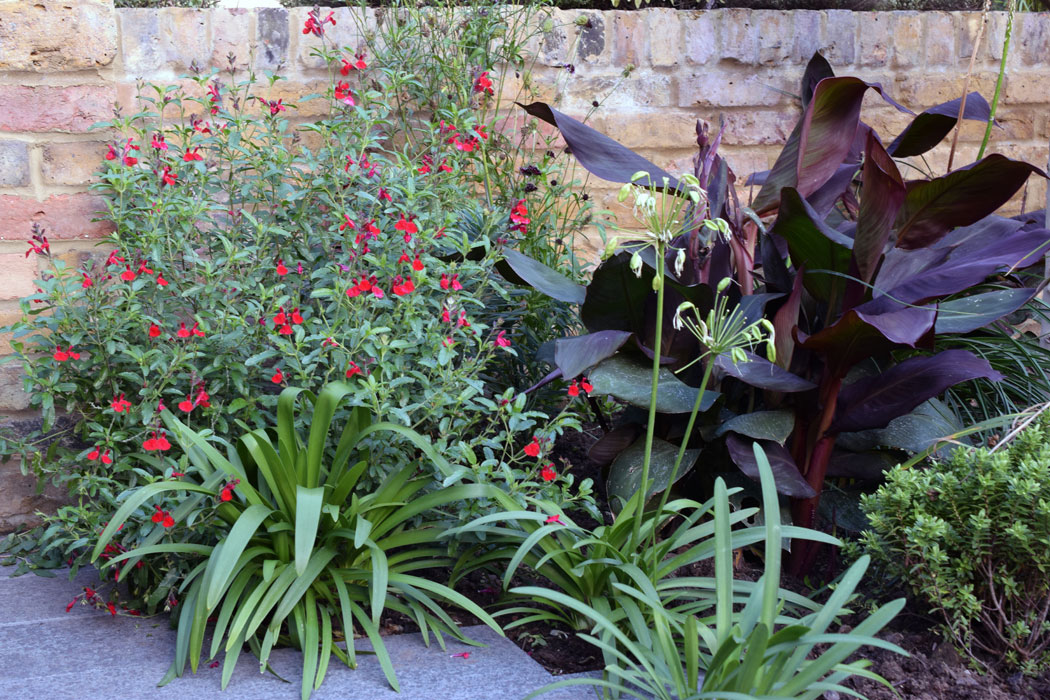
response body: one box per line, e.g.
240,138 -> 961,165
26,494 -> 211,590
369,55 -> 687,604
94,383 -> 503,699
856,412 -> 1050,674
1,0 -> 600,595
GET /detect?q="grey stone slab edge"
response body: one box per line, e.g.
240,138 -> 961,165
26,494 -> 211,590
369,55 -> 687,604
1,566 -> 600,699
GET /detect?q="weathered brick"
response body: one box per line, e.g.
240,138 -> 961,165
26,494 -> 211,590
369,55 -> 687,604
857,13 -> 891,68
0,194 -> 114,242
0,361 -> 30,413
925,12 -> 955,67
682,10 -> 718,67
755,11 -> 792,67
822,10 -> 857,67
0,85 -> 115,133
895,74 -> 997,109
791,11 -> 822,64
576,11 -> 611,67
612,11 -> 647,67
0,457 -> 72,534
982,12 -> 1008,63
717,109 -> 800,146
590,111 -> 697,150
680,69 -> 794,108
39,141 -> 106,187
120,8 -> 209,75
1014,13 -> 1050,67
0,0 -> 116,72
537,11 -> 570,68
499,68 -> 558,105
0,254 -> 36,301
721,9 -> 757,65
0,305 -> 23,355
256,7 -> 290,71
647,9 -> 681,68
0,141 -> 30,187
956,12 -> 985,62
561,73 -> 676,111
211,8 -> 252,70
1003,72 -> 1050,105
891,12 -> 923,70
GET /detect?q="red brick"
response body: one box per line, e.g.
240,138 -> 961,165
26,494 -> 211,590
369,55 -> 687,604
0,85 -> 117,133
0,194 -> 114,242
0,254 -> 37,300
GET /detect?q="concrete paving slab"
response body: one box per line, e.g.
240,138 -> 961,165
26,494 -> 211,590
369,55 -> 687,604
0,565 -> 600,700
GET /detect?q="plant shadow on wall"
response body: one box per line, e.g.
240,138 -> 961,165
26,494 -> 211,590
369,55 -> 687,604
497,51 -> 1050,578
0,0 -> 604,602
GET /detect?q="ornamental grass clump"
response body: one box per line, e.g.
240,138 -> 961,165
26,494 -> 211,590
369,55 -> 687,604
857,412 -> 1050,674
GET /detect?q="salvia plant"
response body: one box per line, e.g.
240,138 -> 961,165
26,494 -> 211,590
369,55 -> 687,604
497,53 -> 1050,575
1,0 -> 603,586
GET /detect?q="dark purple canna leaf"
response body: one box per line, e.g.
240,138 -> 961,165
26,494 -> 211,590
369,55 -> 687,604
499,249 -> 585,305
517,102 -> 679,191
552,330 -> 634,380
715,351 -> 816,392
825,450 -> 898,480
829,349 -> 1003,434
580,252 -> 653,334
935,288 -> 1039,334
753,78 -> 910,214
800,52 -> 835,109
895,155 -> 1047,250
726,434 -> 815,498
802,303 -> 936,375
854,131 -> 905,284
588,424 -> 642,467
877,226 -> 1050,305
887,92 -> 993,158
806,162 -> 861,217
771,188 -> 853,302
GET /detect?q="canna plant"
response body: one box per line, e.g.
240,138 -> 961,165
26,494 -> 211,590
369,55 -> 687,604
92,383 -> 502,699
503,52 -> 1050,575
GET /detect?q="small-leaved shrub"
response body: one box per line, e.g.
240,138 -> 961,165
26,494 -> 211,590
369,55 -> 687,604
856,413 -> 1050,674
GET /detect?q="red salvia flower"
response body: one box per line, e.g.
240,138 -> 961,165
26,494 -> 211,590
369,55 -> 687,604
412,257 -> 424,272
53,347 -> 70,362
106,251 -> 125,266
107,602 -> 117,616
82,274 -> 93,289
191,322 -> 205,337
340,214 -> 355,231
494,330 -> 511,348
148,323 -> 161,338
178,398 -> 194,412
273,308 -> 287,326
567,380 -> 579,397
340,52 -> 367,74
510,200 -> 530,233
580,376 -> 594,393
160,165 -> 177,186
183,147 -> 203,162
541,464 -> 556,482
276,259 -> 289,276
151,505 -> 165,524
271,368 -> 284,384
441,308 -> 451,323
111,394 -> 131,413
156,432 -> 171,451
291,308 -> 303,324
279,324 -> 293,335
121,266 -> 136,282
136,261 -> 154,275
524,438 -> 541,458
87,447 -> 100,461
473,125 -> 489,140
346,361 -> 362,378
162,513 -> 174,528
473,71 -> 494,95
176,323 -> 191,339
151,134 -> 168,150
378,187 -> 392,202
101,450 -> 112,465
105,144 -> 118,161
156,274 -> 168,287
545,514 -> 562,525
334,82 -> 355,106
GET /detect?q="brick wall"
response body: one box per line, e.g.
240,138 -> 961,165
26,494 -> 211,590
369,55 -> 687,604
1,1 -> 1048,526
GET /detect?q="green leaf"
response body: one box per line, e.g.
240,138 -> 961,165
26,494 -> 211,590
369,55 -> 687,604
206,505 -> 273,609
607,436 -> 700,507
295,486 -> 325,576
716,410 -> 795,444
588,354 -> 719,414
